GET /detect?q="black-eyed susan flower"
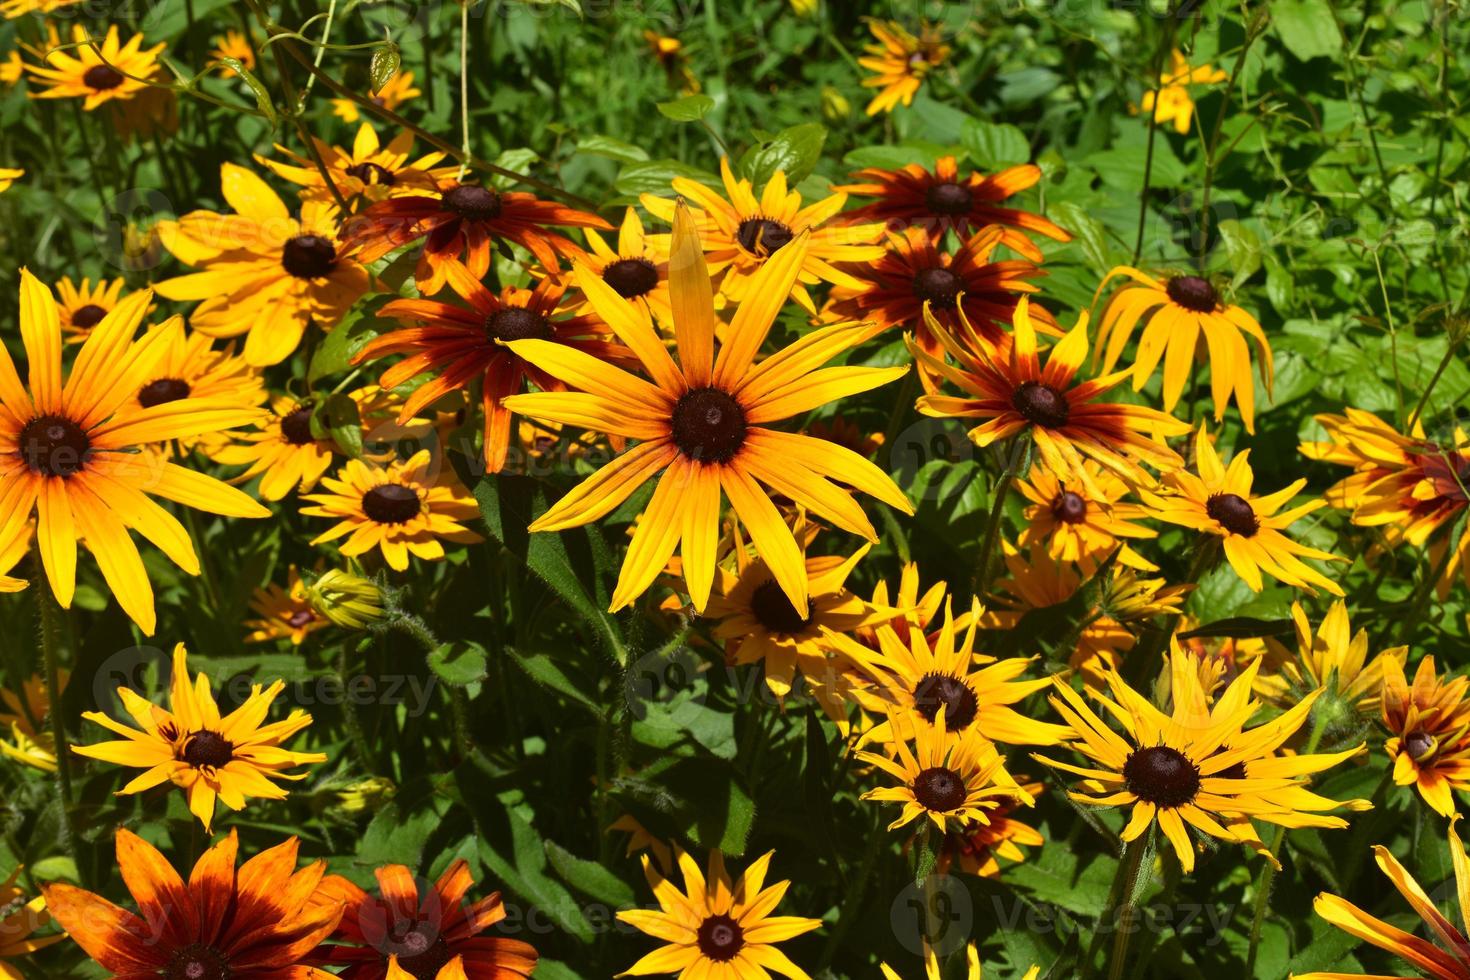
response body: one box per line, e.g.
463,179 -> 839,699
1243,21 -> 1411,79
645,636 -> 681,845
0,272 -> 269,633
74,643 -> 326,829
504,204 -> 912,615
257,122 -> 450,206
838,155 -> 1071,259
53,274 -> 130,342
1252,599 -> 1406,714
1094,267 -> 1273,432
43,829 -> 342,978
210,28 -> 255,71
859,712 -> 1029,833
1381,655 -> 1470,817
1136,49 -> 1226,134
0,668 -> 60,772
313,861 -> 538,979
1036,651 -> 1365,873
939,780 -> 1045,878
881,941 -> 1040,980
0,865 -> 63,968
360,260 -> 624,473
858,19 -> 949,115
1016,461 -> 1158,572
1143,426 -> 1345,596
1297,818 -> 1470,980
575,206 -> 674,328
332,68 -> 420,122
155,163 -> 372,366
213,395 -> 349,500
913,297 -> 1189,493
617,849 -> 821,978
828,601 -> 1071,749
301,449 -> 482,571
339,177 -> 609,296
640,158 -> 887,313
246,565 -> 328,645
25,24 -> 163,110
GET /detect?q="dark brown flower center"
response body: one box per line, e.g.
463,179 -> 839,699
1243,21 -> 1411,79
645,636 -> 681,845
83,64 -> 125,91
1165,275 -> 1219,313
392,926 -> 452,980
735,217 -> 794,257
441,184 -> 502,221
1052,491 -> 1087,524
139,378 -> 192,408
281,234 -> 338,279
286,609 -> 316,628
924,181 -> 974,216
163,942 -> 231,980
1205,492 -> 1259,537
1011,381 -> 1070,428
345,161 -> 398,187
70,303 -> 108,328
181,730 -> 234,769
912,267 -> 962,309
486,307 -> 553,342
913,673 -> 978,731
602,257 -> 660,298
280,407 -> 317,446
1123,745 -> 1199,808
749,579 -> 812,635
18,415 -> 91,478
1405,730 -> 1436,761
362,483 -> 420,524
913,765 -> 967,812
671,386 -> 747,464
696,914 -> 744,962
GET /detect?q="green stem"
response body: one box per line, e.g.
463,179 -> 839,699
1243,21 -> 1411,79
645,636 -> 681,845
457,0 -> 471,180
1397,535 -> 1456,646
973,439 -> 1024,598
817,808 -> 884,968
38,581 -> 85,886
1091,828 -> 1153,980
336,641 -> 372,769
1132,20 -> 1172,265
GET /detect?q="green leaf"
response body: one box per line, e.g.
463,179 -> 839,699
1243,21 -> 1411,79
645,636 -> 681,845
1217,219 -> 1262,287
960,118 -> 1031,168
576,134 -> 650,163
614,757 -> 755,856
613,159 -> 721,197
217,59 -> 276,127
545,840 -> 635,906
655,94 -> 716,122
428,641 -> 489,686
739,123 -> 827,186
308,309 -> 382,383
506,644 -> 601,714
368,42 -> 401,93
316,391 -> 363,459
477,806 -> 597,943
1272,0 -> 1341,61
1049,202 -> 1119,272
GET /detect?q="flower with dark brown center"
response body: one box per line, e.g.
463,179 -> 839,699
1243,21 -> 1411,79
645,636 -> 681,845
345,161 -> 398,187
279,407 -> 317,446
749,580 -> 812,635
441,184 -> 502,222
1205,492 -> 1259,537
911,267 -> 962,309
696,914 -> 744,962
280,234 -> 338,279
362,484 -> 421,524
486,307 -> 553,343
735,217 -> 794,257
163,942 -> 231,980
1011,381 -> 1070,428
924,181 -> 974,216
1165,275 -> 1219,313
391,925 -> 452,980
1405,730 -> 1436,761
1051,490 -> 1087,524
181,730 -> 234,770
1122,745 -> 1200,808
18,415 -> 91,478
602,257 -> 660,298
138,378 -> 192,408
670,386 -> 747,464
912,673 -> 979,731
912,766 -> 967,812
70,303 -> 109,328
83,64 -> 125,91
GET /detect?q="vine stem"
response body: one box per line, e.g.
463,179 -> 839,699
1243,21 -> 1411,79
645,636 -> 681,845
38,579 -> 85,886
301,0 -> 338,100
457,0 -> 471,180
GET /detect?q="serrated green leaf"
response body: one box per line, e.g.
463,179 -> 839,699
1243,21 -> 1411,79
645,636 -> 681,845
428,641 -> 489,686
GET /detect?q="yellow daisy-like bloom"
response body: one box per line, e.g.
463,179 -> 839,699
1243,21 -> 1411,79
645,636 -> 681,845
0,667 -> 61,771
1298,817 -> 1470,980
300,449 -> 482,572
0,166 -> 21,192
1036,651 -> 1366,873
640,158 -> 887,313
1143,426 -> 1345,596
73,643 -> 326,830
53,275 -> 131,342
503,203 -> 912,615
1016,461 -> 1157,572
213,395 -> 345,501
1094,266 -> 1273,433
245,565 -> 328,645
881,941 -> 1039,980
859,19 -> 950,116
210,28 -> 255,71
575,206 -> 675,329
1136,49 -> 1227,134
704,539 -> 890,698
0,865 -> 64,970
1099,565 -> 1188,624
154,163 -> 372,366
257,122 -> 449,206
939,781 -> 1046,879
1381,655 -> 1470,817
0,272 -> 269,633
858,712 -> 1028,833
331,68 -> 420,123
617,848 -> 821,978
25,24 -> 164,109
609,813 -> 674,875
1251,599 -> 1406,714
827,600 -> 1072,749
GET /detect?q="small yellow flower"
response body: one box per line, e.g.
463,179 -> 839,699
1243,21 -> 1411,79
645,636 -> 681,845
859,19 -> 950,115
331,68 -> 420,122
0,166 -> 22,192
1136,49 -> 1227,134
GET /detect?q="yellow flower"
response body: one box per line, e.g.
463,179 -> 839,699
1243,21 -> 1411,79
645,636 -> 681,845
0,517 -> 29,594
53,275 -> 132,342
302,568 -> 384,629
25,24 -> 165,110
331,68 -> 420,122
257,122 -> 450,206
1136,49 -> 1227,134
881,940 -> 1040,980
245,565 -> 329,645
574,206 -> 675,330
1016,462 -> 1158,571
0,166 -> 21,192
0,866 -> 64,970
0,667 -> 62,771
859,19 -> 950,115
1381,655 -> 1470,817
210,28 -> 256,72
74,643 -> 326,830
939,781 -> 1046,879
1252,599 -> 1406,714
